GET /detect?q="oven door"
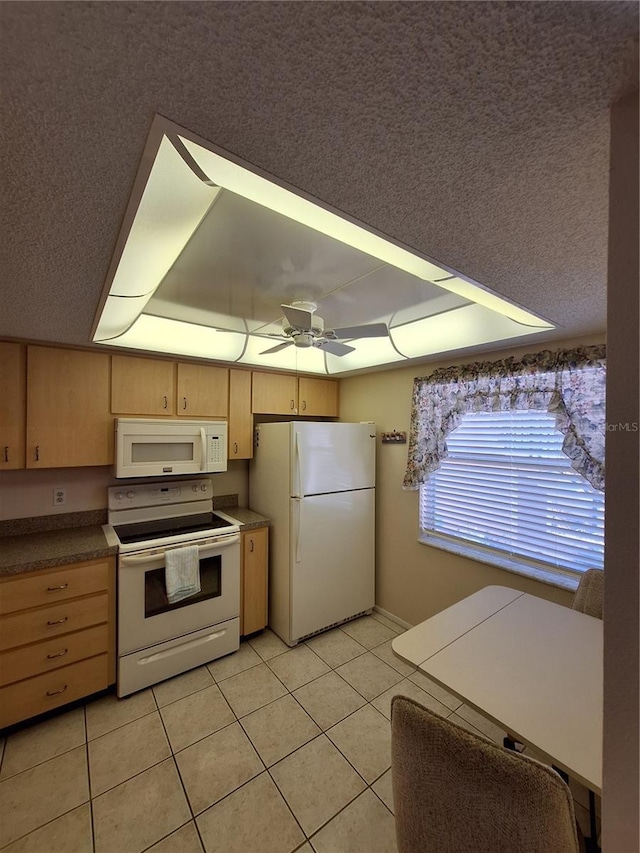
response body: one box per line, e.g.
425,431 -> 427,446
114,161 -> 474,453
118,533 -> 240,655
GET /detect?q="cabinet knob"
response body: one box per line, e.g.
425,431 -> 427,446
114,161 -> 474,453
302,400 -> 307,411
163,395 -> 168,409
234,442 -> 238,455
290,399 -> 295,410
3,446 -> 8,463
183,397 -> 187,410
35,445 -> 40,461
250,539 -> 254,552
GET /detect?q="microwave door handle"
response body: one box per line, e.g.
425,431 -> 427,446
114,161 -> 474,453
200,427 -> 207,471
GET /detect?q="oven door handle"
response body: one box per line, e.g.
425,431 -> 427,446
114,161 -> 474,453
120,533 -> 240,566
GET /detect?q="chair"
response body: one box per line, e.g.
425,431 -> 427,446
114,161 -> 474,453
391,695 -> 582,853
572,568 -> 604,620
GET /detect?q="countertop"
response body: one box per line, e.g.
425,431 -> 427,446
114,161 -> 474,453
0,525 -> 116,577
0,506 -> 269,578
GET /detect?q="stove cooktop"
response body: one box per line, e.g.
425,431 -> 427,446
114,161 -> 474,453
113,512 -> 236,545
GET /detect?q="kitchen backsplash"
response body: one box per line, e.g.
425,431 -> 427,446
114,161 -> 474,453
0,462 -> 249,521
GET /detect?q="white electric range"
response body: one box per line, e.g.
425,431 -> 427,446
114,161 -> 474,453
105,478 -> 241,697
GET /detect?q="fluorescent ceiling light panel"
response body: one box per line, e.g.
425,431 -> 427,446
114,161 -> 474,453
92,116 -> 555,373
98,315 -> 246,361
390,304 -> 545,358
94,134 -> 218,341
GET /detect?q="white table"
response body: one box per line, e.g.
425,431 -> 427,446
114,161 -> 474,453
391,585 -> 603,795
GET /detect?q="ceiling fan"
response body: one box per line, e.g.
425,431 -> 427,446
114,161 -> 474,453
260,302 -> 389,357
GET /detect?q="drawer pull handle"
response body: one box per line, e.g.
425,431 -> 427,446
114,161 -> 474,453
183,397 -> 187,410
46,685 -> 68,697
47,584 -> 68,592
3,446 -> 8,463
47,648 -> 68,659
47,617 -> 69,626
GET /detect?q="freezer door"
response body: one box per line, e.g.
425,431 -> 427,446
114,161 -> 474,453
291,422 -> 376,496
290,488 -> 375,643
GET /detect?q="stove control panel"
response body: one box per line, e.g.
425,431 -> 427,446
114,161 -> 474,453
108,478 -> 214,510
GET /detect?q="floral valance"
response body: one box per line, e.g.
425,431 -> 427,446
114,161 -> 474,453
403,345 -> 606,491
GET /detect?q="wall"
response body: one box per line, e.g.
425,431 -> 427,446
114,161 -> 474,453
602,90 -> 639,853
0,461 -> 249,521
338,334 -> 604,625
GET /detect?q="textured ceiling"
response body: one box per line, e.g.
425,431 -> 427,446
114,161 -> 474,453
1,2 -> 638,365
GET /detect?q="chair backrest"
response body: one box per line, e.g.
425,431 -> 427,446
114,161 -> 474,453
391,695 -> 580,853
572,568 -> 604,619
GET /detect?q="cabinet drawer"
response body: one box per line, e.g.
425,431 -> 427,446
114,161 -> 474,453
0,624 -> 109,687
0,560 -> 110,615
0,654 -> 109,729
0,593 -> 108,651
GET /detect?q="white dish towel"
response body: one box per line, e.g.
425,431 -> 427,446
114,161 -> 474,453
165,545 -> 201,604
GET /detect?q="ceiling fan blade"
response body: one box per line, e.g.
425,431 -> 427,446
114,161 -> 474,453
326,322 -> 389,339
260,341 -> 293,355
282,303 -> 314,329
316,340 -> 356,357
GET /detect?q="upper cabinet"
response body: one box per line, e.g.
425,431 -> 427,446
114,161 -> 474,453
252,372 -> 339,418
111,355 -> 175,416
228,369 -> 253,459
111,356 -> 229,418
176,363 -> 228,418
298,377 -> 339,417
27,347 -> 112,468
0,342 -> 26,469
252,372 -> 298,415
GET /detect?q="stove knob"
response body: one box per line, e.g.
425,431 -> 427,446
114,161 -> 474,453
200,484 -> 207,492
126,491 -> 134,499
192,485 -> 198,493
115,492 -> 124,501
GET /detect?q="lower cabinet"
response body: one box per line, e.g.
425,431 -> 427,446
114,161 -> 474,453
0,557 -> 115,728
240,527 -> 269,636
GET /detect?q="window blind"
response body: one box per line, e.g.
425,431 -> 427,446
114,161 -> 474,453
420,410 -> 604,574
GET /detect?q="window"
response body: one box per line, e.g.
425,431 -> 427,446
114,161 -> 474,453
420,410 -> 604,575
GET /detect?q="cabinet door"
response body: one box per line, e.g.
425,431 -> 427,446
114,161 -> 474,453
228,370 -> 253,459
177,363 -> 229,418
298,377 -> 339,417
242,527 -> 268,636
27,347 -> 112,468
111,355 -> 175,415
252,372 -> 298,415
0,342 -> 25,469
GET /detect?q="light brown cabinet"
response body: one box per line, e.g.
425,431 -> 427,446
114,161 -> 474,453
251,372 -> 298,415
176,363 -> 228,418
298,376 -> 339,417
240,527 -> 268,636
27,346 -> 112,468
0,341 -> 26,469
112,355 -> 230,419
0,557 -> 116,728
111,355 -> 175,416
228,369 -> 253,459
251,372 -> 339,417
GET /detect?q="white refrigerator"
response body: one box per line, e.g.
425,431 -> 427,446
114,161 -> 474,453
249,421 -> 376,646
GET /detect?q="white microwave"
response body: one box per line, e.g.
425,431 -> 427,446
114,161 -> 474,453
115,418 -> 228,479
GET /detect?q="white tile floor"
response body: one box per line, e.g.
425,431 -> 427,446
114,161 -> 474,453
0,612 -> 599,852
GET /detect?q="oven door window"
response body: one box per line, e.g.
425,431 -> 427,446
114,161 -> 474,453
144,555 -> 222,618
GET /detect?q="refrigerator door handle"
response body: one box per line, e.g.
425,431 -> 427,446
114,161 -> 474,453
293,498 -> 301,563
295,429 -> 303,498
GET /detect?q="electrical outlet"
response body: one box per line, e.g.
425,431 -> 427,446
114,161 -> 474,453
53,488 -> 66,506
